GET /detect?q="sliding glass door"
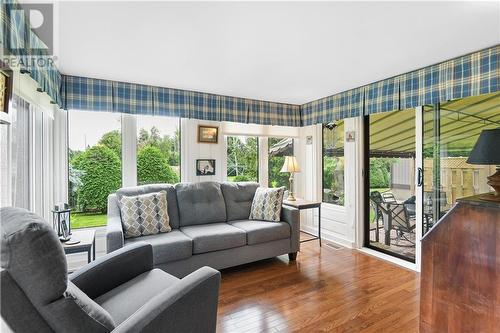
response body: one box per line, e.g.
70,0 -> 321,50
364,92 -> 499,264
422,92 -> 499,236
364,108 -> 417,262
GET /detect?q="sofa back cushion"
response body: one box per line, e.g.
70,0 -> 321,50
175,182 -> 227,226
221,182 -> 259,221
116,184 -> 180,229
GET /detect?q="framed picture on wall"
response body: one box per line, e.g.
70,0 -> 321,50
198,125 -> 218,143
0,61 -> 13,124
196,159 -> 216,176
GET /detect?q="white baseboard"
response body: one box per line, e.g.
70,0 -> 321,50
301,225 -> 355,249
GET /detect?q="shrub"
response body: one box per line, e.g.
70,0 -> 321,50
233,175 -> 251,182
137,145 -> 179,185
71,145 -> 121,213
98,130 -> 122,157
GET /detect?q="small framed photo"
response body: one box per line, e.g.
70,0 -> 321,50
196,159 -> 216,176
198,125 -> 219,144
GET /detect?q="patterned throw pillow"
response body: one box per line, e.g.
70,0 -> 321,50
119,191 -> 172,239
249,187 -> 285,222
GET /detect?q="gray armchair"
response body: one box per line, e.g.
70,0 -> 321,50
0,207 -> 221,333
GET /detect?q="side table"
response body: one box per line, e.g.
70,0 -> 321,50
62,229 -> 96,263
283,198 -> 322,246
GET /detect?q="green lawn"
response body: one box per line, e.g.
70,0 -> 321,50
71,212 -> 107,229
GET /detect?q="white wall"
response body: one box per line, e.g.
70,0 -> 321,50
180,118 -> 300,184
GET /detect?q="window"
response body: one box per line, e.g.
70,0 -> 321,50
226,136 -> 259,182
268,137 -> 293,188
322,121 -> 345,205
68,110 -> 122,229
136,116 -> 180,185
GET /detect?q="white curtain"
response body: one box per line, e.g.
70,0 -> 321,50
8,95 -> 54,220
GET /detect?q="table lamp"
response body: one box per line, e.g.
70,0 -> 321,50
466,128 -> 500,202
281,156 -> 301,201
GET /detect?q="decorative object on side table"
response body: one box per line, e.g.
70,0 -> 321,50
196,159 -> 216,176
52,204 -> 80,244
280,156 -> 300,201
466,128 -> 500,202
198,125 -> 219,143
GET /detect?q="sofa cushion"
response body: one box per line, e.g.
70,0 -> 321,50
95,269 -> 179,325
125,231 -> 192,265
249,187 -> 285,222
119,191 -> 172,239
221,182 -> 259,221
180,223 -> 246,254
228,220 -> 290,245
116,184 -> 181,229
175,182 -> 227,226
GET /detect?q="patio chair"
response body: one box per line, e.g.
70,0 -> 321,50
380,202 -> 416,246
369,191 -> 384,242
381,192 -> 397,203
403,195 -> 416,218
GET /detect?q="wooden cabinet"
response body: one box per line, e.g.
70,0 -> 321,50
420,195 -> 500,332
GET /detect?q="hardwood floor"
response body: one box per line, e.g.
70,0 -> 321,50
217,239 -> 420,332
67,230 -> 420,332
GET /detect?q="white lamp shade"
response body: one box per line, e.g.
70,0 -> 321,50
280,156 -> 301,173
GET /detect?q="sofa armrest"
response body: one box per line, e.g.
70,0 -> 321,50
281,205 -> 300,252
107,193 -> 124,253
112,266 -> 221,333
69,242 -> 154,299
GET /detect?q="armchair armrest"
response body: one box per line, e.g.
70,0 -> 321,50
69,242 -> 153,299
112,266 -> 221,333
107,193 -> 124,253
281,205 -> 300,252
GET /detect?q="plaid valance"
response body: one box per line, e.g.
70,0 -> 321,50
1,1 -> 62,106
61,75 -> 302,127
302,45 -> 499,125
301,87 -> 364,125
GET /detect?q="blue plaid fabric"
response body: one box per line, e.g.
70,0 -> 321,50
62,75 -> 301,126
446,46 -> 499,100
303,45 -> 499,124
2,1 -> 62,106
364,77 -> 400,115
3,0 -> 498,127
301,87 -> 363,126
62,76 -> 113,111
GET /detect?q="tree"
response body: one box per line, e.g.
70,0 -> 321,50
71,145 -> 121,213
226,136 -> 258,181
137,145 -> 179,185
98,130 -> 121,158
369,158 -> 394,188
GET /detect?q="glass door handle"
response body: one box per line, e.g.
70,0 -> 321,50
417,167 -> 423,187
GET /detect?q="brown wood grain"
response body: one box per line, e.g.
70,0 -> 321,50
420,196 -> 500,333
217,238 -> 419,332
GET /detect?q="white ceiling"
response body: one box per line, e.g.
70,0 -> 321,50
56,1 -> 500,105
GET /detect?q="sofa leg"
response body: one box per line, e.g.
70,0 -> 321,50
288,252 -> 297,261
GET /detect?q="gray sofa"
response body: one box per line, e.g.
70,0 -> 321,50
107,181 -> 300,277
0,207 -> 220,333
